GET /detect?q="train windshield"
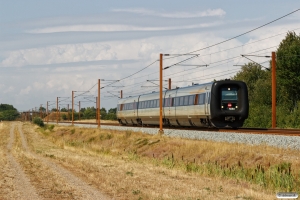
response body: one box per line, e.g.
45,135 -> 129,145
221,88 -> 238,101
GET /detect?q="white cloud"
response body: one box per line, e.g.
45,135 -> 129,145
25,22 -> 220,34
20,86 -> 31,95
1,43 -> 117,67
112,8 -> 226,18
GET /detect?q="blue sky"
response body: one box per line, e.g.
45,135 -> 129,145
0,1 -> 299,111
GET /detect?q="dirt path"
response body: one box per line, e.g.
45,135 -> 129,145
2,123 -> 40,200
0,122 -> 110,200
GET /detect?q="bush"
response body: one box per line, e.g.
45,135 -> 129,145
33,117 -> 44,127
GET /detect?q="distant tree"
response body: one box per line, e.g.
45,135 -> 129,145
232,62 -> 269,102
108,108 -> 117,114
83,107 -> 96,119
61,108 -> 67,112
39,107 -> 46,112
100,107 -> 107,119
0,104 -> 16,112
276,31 -> 300,110
0,104 -> 19,121
62,114 -> 67,120
0,110 -> 19,121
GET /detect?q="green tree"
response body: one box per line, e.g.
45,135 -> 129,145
276,31 -> 300,109
83,107 -> 96,119
0,104 -> 16,112
100,107 -> 107,119
0,104 -> 19,121
61,108 -> 67,112
232,63 -> 270,102
232,63 -> 271,127
108,108 -> 117,114
39,107 -> 46,112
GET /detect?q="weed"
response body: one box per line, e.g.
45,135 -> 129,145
48,124 -> 55,131
88,137 -> 96,143
126,171 -> 134,176
132,189 -> 140,195
128,150 -> 140,161
70,129 -> 75,134
135,138 -> 148,148
162,157 -> 175,169
99,133 -> 113,140
185,162 -> 200,173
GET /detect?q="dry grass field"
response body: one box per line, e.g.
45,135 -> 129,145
1,121 -> 299,199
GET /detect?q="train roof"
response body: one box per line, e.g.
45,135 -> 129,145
120,81 -> 214,101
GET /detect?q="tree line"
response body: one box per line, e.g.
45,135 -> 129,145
232,31 -> 300,128
48,107 -> 117,121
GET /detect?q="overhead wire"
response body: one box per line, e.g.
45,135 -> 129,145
101,10 -> 300,101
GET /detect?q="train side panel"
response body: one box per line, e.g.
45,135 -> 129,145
117,96 -> 139,125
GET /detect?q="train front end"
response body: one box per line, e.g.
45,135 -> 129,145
210,80 -> 248,128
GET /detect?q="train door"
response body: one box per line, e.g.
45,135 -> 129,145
205,92 -> 210,115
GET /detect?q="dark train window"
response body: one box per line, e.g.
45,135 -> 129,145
188,95 -> 195,105
208,93 -> 211,104
141,101 -> 144,109
222,88 -> 237,100
179,96 -> 184,106
149,100 -> 153,108
183,96 -> 189,106
164,98 -> 169,107
174,97 -> 178,106
198,93 -> 206,105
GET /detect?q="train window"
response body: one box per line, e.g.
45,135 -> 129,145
171,98 -> 174,106
175,97 -> 180,106
198,93 -> 206,105
188,95 -> 195,105
184,96 -> 189,106
164,98 -> 168,107
154,99 -> 157,108
208,93 -> 211,104
179,96 -> 184,106
141,101 -> 145,109
222,88 -> 237,100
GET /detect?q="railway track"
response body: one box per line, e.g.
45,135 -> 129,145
46,121 -> 300,136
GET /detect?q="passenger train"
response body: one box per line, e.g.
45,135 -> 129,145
117,80 -> 249,128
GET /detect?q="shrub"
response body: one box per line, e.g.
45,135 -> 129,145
33,117 -> 44,127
